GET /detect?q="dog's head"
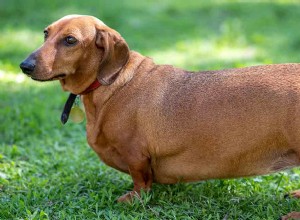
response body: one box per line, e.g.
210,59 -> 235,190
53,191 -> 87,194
20,15 -> 129,94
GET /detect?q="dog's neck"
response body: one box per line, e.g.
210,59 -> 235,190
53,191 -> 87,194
81,51 -> 153,129
60,75 -> 102,124
61,51 -> 154,124
80,79 -> 102,95
84,51 -> 149,99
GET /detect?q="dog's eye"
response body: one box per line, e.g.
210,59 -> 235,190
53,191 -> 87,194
44,30 -> 48,40
64,36 -> 77,46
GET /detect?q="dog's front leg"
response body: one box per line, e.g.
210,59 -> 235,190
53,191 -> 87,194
117,156 -> 153,202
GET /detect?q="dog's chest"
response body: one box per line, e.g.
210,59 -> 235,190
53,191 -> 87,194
86,124 -> 130,173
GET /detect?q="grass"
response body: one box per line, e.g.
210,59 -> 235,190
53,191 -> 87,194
1,0 -> 300,219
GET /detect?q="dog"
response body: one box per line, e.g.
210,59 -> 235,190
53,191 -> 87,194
20,15 -> 300,219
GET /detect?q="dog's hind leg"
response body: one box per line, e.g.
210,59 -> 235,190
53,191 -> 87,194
281,211 -> 300,220
289,190 -> 300,198
280,114 -> 300,219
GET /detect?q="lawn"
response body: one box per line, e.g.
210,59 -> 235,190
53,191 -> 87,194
1,0 -> 300,219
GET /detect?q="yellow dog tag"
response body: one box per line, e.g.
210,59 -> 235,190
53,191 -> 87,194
70,106 -> 85,123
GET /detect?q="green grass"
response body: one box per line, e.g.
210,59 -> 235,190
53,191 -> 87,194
1,0 -> 300,219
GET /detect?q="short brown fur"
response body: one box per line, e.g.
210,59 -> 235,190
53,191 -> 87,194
21,15 -> 300,218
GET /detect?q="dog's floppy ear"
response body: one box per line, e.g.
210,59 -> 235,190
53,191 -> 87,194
95,28 -> 129,85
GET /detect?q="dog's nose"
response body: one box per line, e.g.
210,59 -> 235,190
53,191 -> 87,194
20,61 -> 35,75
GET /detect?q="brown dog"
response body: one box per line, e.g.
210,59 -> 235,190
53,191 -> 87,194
20,15 -> 300,218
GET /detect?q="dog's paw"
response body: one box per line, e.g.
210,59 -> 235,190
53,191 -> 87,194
290,190 -> 300,199
117,191 -> 140,203
281,212 -> 300,220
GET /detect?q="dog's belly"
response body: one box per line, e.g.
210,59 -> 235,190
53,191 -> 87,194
150,134 -> 300,184
152,150 -> 300,184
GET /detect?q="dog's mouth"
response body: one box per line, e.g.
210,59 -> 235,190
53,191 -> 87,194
31,74 -> 66,82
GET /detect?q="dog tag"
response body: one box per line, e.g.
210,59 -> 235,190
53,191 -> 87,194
70,106 -> 85,123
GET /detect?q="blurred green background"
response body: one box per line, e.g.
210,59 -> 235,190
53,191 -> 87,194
1,0 -> 300,219
2,0 -> 300,73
